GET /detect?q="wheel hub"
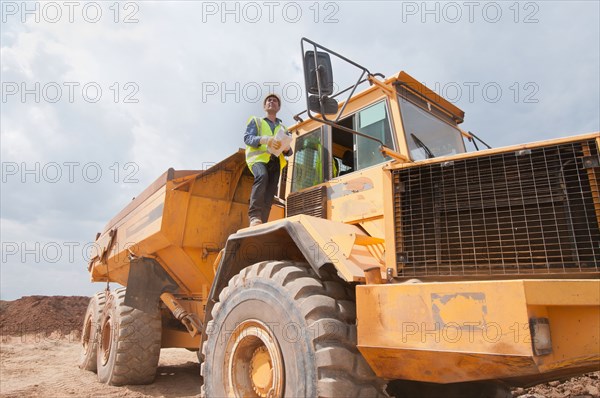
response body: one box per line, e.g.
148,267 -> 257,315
82,314 -> 92,353
250,346 -> 273,397
224,319 -> 284,397
100,315 -> 112,365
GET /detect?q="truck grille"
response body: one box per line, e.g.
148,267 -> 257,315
393,138 -> 600,277
287,185 -> 327,218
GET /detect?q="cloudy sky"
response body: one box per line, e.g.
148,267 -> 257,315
1,1 -> 599,300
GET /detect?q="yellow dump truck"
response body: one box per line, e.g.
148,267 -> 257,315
80,38 -> 599,397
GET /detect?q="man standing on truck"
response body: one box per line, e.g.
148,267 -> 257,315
244,93 -> 292,227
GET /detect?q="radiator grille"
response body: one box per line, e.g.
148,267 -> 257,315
287,185 -> 327,218
393,139 -> 600,277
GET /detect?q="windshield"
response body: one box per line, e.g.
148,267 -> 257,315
398,96 -> 466,161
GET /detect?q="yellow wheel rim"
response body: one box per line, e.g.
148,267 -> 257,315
82,313 -> 93,354
224,319 -> 284,397
100,315 -> 112,366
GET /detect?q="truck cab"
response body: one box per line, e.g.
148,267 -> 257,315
284,71 -> 469,251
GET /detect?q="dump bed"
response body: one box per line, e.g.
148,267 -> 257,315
87,150 -> 261,295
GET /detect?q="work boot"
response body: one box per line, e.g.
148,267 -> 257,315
249,218 -> 262,227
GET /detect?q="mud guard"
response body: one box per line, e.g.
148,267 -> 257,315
208,219 -> 327,306
204,215 -> 385,344
124,257 -> 180,313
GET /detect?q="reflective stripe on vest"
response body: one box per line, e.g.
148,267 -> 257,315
245,116 -> 288,173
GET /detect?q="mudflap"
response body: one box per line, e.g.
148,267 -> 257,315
124,257 -> 179,313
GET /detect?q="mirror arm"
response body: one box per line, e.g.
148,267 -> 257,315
314,118 -> 409,164
330,70 -> 366,123
380,146 -> 410,163
367,75 -> 394,96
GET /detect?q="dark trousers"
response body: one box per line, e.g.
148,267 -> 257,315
249,158 -> 280,223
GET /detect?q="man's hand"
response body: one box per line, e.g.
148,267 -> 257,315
261,136 -> 281,150
270,139 -> 282,150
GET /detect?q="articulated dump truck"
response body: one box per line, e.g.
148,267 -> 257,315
80,39 -> 599,397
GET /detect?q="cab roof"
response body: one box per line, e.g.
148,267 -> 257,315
290,70 -> 465,131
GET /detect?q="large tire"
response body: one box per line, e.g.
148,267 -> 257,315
201,261 -> 388,397
78,291 -> 107,372
97,287 -> 162,386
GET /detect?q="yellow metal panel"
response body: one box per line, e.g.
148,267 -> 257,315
182,197 -> 247,246
90,185 -> 169,281
356,279 -> 600,383
161,188 -> 190,248
268,204 -> 285,222
358,218 -> 386,240
359,347 -> 538,382
535,306 -> 600,373
161,328 -> 201,349
382,168 -> 398,277
119,187 -> 167,249
329,169 -> 385,224
155,246 -> 211,294
357,280 -> 531,355
523,280 -> 600,305
294,215 -> 382,282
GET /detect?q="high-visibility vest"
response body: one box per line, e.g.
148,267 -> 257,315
245,116 -> 288,173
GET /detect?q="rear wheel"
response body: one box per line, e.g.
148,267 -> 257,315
201,261 -> 388,397
97,287 -> 162,386
78,291 -> 106,372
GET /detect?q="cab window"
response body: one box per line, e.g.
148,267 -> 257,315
331,100 -> 394,175
356,101 -> 394,169
291,128 -> 325,192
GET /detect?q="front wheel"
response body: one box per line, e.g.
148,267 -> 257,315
201,261 -> 388,397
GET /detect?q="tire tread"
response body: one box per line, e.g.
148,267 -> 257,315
97,287 -> 161,386
201,261 -> 387,397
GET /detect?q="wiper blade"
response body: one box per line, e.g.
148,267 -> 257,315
411,133 -> 435,159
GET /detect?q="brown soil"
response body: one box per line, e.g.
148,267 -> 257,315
0,296 -> 597,397
0,296 -> 89,336
0,334 -> 201,397
512,373 -> 599,398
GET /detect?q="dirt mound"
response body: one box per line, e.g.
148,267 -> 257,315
0,295 -> 90,336
514,372 -> 599,397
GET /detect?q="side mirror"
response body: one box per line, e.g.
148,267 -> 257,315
303,51 -> 334,95
308,95 -> 338,115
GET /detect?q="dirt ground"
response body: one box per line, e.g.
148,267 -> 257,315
0,296 -> 202,397
0,296 -> 598,398
0,334 -> 201,397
